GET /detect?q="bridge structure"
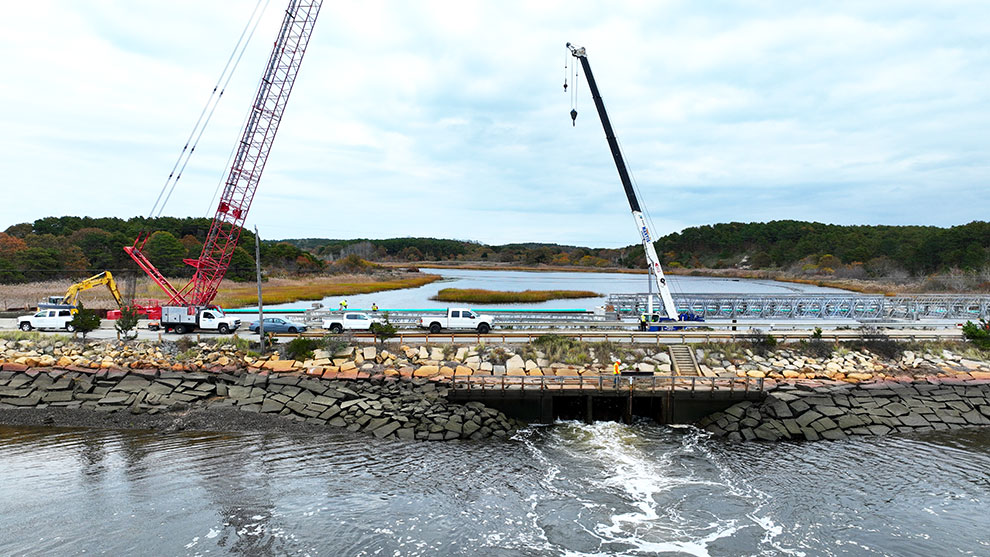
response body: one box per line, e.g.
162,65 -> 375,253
608,293 -> 990,321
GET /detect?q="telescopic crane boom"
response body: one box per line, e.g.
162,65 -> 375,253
125,0 -> 322,307
566,42 -> 678,318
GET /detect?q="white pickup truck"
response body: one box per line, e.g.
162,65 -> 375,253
161,306 -> 240,334
322,312 -> 382,333
419,308 -> 494,334
18,308 -> 76,332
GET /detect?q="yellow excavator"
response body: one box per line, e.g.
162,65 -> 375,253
40,271 -> 124,312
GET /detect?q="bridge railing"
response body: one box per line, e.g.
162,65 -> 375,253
273,327 -> 961,344
449,374 -> 765,394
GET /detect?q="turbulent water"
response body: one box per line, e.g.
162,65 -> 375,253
2,423 -> 988,556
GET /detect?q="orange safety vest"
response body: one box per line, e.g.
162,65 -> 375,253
613,361 -> 620,374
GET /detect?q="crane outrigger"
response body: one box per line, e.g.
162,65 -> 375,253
565,42 -> 688,322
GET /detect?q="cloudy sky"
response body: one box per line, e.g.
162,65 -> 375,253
2,1 -> 988,248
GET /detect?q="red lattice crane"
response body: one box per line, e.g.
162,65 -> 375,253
126,0 -> 322,307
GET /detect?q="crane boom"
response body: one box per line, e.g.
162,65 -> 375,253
126,0 -> 323,307
566,43 -> 678,318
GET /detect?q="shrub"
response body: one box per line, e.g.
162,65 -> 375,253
370,312 -> 397,344
857,325 -> 902,359
746,329 -> 777,356
175,336 -> 195,352
532,334 -> 591,365
68,302 -> 101,342
805,339 -> 833,359
962,320 -> 990,350
214,335 -> 252,352
114,305 -> 140,341
488,347 -> 510,365
286,337 -> 322,361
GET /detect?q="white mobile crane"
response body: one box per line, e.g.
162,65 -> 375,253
565,42 -> 690,323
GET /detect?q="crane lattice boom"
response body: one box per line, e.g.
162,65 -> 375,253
126,0 -> 322,307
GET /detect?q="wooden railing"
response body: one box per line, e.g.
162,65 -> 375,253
448,374 -> 765,394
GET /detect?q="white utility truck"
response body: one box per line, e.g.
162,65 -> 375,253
322,312 -> 382,333
160,306 -> 240,334
18,308 -> 76,332
419,308 -> 494,334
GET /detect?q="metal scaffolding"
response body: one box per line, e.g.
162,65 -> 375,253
608,293 -> 990,321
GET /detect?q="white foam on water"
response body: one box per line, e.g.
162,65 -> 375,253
526,420 -> 801,556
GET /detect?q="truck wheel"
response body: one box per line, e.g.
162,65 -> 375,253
19,322 -> 32,332
218,324 -> 230,334
429,323 -> 442,334
175,324 -> 188,335
477,323 -> 491,334
330,323 -> 343,334
65,324 -> 76,333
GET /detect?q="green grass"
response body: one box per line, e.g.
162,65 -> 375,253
430,288 -> 599,304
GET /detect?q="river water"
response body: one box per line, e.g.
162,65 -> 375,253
269,269 -> 848,311
2,422 -> 987,556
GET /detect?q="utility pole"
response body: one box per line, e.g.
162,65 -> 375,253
255,226 -> 265,354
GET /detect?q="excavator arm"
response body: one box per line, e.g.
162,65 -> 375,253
62,271 -> 124,308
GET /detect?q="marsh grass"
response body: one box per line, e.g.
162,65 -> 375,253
430,288 -> 599,304
215,274 -> 442,307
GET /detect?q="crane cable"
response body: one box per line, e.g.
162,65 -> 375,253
616,131 -> 686,303
148,0 -> 271,218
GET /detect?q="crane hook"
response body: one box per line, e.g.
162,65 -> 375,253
563,81 -> 568,92
570,108 -> 578,126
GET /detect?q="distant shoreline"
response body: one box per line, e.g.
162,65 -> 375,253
395,262 -> 925,295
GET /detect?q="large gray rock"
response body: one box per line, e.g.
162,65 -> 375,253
796,410 -> 823,428
373,421 -> 401,438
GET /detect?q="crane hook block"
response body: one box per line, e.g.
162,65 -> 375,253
570,109 -> 578,126
563,81 -> 568,91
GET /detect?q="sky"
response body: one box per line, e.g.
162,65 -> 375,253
1,1 -> 988,248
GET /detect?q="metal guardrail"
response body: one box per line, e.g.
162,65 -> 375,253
449,374 -> 766,394
273,327 -> 962,344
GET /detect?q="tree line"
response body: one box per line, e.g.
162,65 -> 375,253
651,220 -> 989,276
0,216 -> 321,284
3,216 -> 986,284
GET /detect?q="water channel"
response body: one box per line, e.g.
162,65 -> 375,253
268,268 -> 849,312
1,422 -> 987,555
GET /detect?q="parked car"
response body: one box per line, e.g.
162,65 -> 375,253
322,311 -> 382,333
18,308 -> 76,332
249,317 -> 307,334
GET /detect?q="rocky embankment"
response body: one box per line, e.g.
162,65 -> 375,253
701,378 -> 990,441
0,338 -> 521,440
3,336 -> 990,442
698,347 -> 990,382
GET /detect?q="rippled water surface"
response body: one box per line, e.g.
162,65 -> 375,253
1,423 -> 987,556
265,268 -> 848,311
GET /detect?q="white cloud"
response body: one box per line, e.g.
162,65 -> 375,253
1,0 -> 988,248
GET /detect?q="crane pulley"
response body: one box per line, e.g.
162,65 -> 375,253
565,42 -> 680,319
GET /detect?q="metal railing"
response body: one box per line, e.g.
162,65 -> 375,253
609,292 -> 990,320
273,327 -> 962,344
449,374 -> 765,394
